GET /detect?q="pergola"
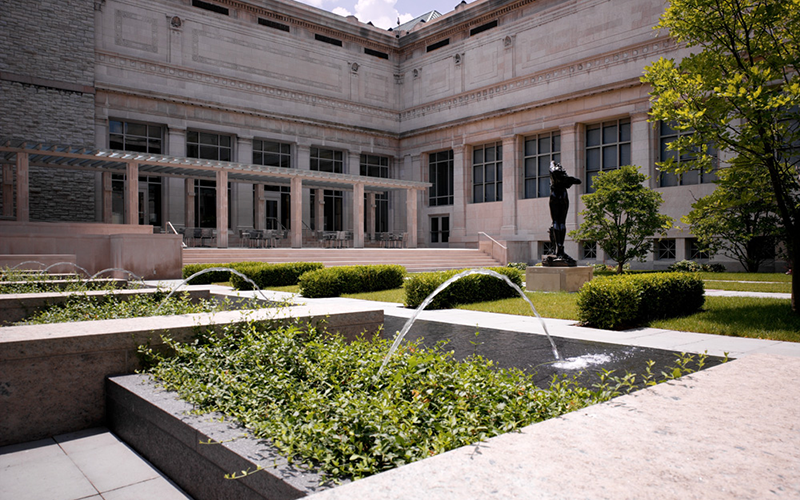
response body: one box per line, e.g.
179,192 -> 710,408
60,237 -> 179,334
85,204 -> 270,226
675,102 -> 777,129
0,140 -> 430,248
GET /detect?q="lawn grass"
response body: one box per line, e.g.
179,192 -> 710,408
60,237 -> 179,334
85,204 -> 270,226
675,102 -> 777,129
702,281 -> 791,293
262,277 -> 798,342
695,272 -> 791,282
650,296 -> 800,342
455,292 -> 579,320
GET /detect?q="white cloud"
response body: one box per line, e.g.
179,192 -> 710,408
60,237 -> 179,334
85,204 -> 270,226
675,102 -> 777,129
294,0 -> 325,8
351,0 -> 409,29
332,6 -> 353,16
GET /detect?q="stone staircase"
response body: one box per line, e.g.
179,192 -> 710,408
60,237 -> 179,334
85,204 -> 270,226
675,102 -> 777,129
182,248 -> 502,273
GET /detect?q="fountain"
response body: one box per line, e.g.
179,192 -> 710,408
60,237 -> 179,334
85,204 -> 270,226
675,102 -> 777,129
8,261 -> 49,272
90,268 -> 145,283
154,267 -> 273,313
377,268 -> 561,376
43,262 -> 91,277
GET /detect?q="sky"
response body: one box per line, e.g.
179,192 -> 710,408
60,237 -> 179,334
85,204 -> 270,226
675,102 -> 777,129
293,0 -> 462,30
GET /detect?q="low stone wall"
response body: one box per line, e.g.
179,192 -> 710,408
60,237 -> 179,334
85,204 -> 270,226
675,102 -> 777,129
108,374 -> 335,500
0,304 -> 383,446
0,221 -> 181,279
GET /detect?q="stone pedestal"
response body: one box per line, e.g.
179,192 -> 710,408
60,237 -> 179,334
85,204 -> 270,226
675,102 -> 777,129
526,266 -> 593,292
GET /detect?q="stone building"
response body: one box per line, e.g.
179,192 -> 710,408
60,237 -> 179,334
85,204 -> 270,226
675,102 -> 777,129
0,0 -> 784,270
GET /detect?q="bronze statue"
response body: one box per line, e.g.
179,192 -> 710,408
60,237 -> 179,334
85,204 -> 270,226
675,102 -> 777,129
543,161 -> 581,266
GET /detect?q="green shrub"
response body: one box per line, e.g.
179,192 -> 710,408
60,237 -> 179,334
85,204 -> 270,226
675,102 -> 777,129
298,265 -> 405,298
181,263 -> 257,284
230,262 -> 324,290
404,267 -> 523,309
507,262 -> 528,271
668,260 -> 727,273
577,272 -> 705,329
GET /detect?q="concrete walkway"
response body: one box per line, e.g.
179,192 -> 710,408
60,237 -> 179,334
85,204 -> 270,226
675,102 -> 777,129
0,428 -> 190,500
3,284 -> 798,500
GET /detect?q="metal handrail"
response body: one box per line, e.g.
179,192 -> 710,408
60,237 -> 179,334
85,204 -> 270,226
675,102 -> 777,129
167,221 -> 187,248
478,232 -> 508,265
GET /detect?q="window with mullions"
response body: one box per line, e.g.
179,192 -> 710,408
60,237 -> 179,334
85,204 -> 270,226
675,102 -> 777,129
187,131 -> 232,161
656,239 -> 676,260
524,132 -> 561,198
472,142 -> 503,203
585,118 -> 631,193
658,122 -> 718,187
253,140 -> 291,168
429,150 -> 454,206
688,238 -> 711,260
361,154 -> 390,233
310,147 -> 344,173
109,120 -> 163,154
581,241 -> 597,260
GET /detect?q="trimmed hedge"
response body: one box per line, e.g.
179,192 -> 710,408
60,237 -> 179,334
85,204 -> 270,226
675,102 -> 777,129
404,267 -> 523,310
577,272 -> 705,330
230,262 -> 324,290
182,262 -> 260,285
298,265 -> 406,298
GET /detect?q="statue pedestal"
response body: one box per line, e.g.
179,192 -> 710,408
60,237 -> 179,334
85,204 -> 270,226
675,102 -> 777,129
526,266 -> 593,293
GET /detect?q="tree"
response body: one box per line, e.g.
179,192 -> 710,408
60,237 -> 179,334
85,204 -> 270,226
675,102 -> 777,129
570,166 -> 673,273
684,167 -> 783,272
642,0 -> 800,311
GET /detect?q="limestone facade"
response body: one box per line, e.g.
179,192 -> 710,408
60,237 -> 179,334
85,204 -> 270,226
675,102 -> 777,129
0,0 -> 786,270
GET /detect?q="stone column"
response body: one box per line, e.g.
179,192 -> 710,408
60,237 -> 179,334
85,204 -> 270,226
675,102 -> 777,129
501,135 -> 518,237
254,184 -> 265,230
167,127 -> 186,157
560,124 -> 581,259
296,145 -> 311,230
237,136 -> 253,165
2,164 -> 13,218
314,188 -> 324,232
216,170 -> 228,248
406,188 -> 418,248
353,182 -> 364,248
630,112 -> 652,185
290,176 -> 303,248
125,162 -> 138,225
366,192 -> 376,241
102,171 -> 113,223
450,145 -> 466,243
184,179 -> 195,228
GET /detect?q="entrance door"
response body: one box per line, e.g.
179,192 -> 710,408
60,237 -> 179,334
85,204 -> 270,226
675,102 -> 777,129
265,191 -> 281,229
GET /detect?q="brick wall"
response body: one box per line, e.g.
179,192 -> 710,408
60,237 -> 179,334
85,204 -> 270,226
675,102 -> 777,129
0,0 -> 97,219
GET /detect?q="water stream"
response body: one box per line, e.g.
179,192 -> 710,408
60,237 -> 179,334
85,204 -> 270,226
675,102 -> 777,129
154,267 -> 272,312
377,268 -> 561,376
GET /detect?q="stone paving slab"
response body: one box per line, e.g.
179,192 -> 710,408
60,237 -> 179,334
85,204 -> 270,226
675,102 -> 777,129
0,428 -> 191,500
306,354 -> 800,500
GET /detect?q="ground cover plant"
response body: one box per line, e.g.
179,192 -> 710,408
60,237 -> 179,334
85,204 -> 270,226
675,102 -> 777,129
15,291 -> 234,325
142,321 -> 710,481
0,269 -> 125,294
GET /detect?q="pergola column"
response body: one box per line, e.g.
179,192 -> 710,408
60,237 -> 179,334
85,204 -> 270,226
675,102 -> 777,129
366,192 -> 376,242
406,188 -> 418,248
15,153 -> 29,222
185,179 -> 195,228
314,188 -> 324,232
353,182 -> 364,248
2,164 -> 13,218
254,184 -> 266,230
216,170 -> 228,248
290,176 -> 303,248
125,162 -> 138,225
102,171 -> 113,223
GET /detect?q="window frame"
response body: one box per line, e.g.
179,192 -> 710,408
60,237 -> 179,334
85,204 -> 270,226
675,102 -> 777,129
658,121 -> 718,187
187,130 -> 233,161
429,150 -> 454,207
656,239 -> 676,260
109,120 -> 164,154
585,118 -> 631,193
472,141 -> 503,203
253,139 -> 292,168
523,131 -> 561,199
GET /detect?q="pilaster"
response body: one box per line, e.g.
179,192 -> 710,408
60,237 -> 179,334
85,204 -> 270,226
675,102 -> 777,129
450,145 -> 467,242
353,182 -> 364,248
501,135 -> 518,237
216,170 -> 228,248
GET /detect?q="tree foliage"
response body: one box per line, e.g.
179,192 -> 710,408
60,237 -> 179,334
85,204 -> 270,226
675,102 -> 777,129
570,166 -> 673,273
642,0 -> 800,310
684,167 -> 783,272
